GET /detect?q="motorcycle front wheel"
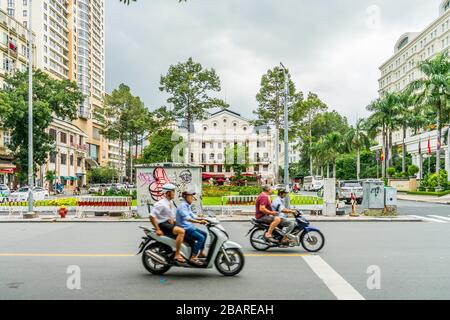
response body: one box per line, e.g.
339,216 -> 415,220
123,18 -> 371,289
215,248 -> 245,277
300,230 -> 325,253
249,228 -> 271,251
142,242 -> 172,275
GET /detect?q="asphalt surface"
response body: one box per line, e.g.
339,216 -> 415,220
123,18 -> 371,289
1,219 -> 450,300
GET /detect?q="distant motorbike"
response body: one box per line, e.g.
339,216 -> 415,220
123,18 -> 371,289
247,210 -> 325,253
138,213 -> 245,277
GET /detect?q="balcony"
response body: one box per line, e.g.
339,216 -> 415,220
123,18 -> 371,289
70,142 -> 88,152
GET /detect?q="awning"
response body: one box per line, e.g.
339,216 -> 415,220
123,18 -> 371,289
86,158 -> 99,168
61,176 -> 78,181
202,173 -> 226,180
0,161 -> 16,174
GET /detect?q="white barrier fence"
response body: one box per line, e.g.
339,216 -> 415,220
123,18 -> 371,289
76,196 -> 133,218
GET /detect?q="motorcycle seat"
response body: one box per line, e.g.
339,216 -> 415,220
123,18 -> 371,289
252,218 -> 270,226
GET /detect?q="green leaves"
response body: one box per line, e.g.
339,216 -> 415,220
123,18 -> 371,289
160,57 -> 225,126
254,65 -> 304,135
0,70 -> 83,180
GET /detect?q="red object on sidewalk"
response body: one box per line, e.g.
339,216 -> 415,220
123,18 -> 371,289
58,208 -> 68,219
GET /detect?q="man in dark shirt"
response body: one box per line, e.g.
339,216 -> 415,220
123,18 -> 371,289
255,185 -> 281,242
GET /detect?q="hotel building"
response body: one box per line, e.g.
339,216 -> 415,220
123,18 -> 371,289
376,0 -> 450,178
179,109 -> 277,184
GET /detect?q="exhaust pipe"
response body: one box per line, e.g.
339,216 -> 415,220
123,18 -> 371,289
144,250 -> 167,265
252,239 -> 269,245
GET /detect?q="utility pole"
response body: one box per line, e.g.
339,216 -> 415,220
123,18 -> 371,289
280,62 -> 290,207
27,0 -> 34,214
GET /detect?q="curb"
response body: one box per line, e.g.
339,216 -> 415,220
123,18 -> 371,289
0,217 -> 423,223
397,197 -> 450,205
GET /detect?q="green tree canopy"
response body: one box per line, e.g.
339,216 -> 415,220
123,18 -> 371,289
0,70 -> 83,180
141,129 -> 183,164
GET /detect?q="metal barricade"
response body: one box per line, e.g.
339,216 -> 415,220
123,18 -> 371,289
76,196 -> 133,218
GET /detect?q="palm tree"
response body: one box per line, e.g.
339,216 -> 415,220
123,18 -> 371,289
344,119 -> 370,181
366,93 -> 399,177
394,88 -> 415,173
410,50 -> 450,186
323,132 -> 343,179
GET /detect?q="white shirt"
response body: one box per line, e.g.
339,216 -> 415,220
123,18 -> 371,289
271,197 -> 287,218
150,198 -> 176,224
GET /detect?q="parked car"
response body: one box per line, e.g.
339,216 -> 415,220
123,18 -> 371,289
9,187 -> 49,202
111,183 -> 127,191
338,181 -> 363,204
0,184 -> 10,202
303,176 -> 324,192
88,184 -> 107,194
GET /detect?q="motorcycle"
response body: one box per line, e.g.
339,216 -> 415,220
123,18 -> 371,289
247,210 -> 325,253
137,213 -> 245,277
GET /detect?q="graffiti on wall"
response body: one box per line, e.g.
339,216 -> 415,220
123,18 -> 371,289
136,166 -> 201,216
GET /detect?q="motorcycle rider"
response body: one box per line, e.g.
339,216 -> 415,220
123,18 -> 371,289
272,188 -> 297,243
255,185 -> 281,243
149,183 -> 186,264
176,191 -> 209,266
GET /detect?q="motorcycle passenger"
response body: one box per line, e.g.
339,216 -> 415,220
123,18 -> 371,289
176,191 -> 209,266
255,185 -> 280,243
272,189 -> 297,242
149,183 -> 186,265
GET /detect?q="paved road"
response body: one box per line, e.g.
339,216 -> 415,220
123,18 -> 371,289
0,221 -> 449,300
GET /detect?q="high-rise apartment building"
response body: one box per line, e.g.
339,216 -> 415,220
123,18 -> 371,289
0,0 -> 123,189
0,8 -> 36,185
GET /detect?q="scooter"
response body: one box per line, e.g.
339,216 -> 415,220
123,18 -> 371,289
247,210 -> 325,253
137,213 -> 245,277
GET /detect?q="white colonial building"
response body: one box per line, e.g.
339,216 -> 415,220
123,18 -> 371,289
179,109 -> 277,184
375,0 -> 450,178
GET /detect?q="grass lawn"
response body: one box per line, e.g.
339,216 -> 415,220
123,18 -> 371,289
202,197 -> 224,206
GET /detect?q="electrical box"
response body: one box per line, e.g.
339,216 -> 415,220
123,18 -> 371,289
385,187 -> 398,206
362,181 -> 385,210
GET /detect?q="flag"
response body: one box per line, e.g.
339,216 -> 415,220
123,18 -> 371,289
428,136 -> 432,155
381,150 -> 385,162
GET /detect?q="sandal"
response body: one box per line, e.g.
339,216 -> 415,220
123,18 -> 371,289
174,257 -> 187,265
190,258 -> 204,266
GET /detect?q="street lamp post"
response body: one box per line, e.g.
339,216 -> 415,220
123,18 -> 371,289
27,0 -> 34,214
280,62 -> 290,207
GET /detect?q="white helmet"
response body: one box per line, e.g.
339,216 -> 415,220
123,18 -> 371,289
162,183 -> 177,192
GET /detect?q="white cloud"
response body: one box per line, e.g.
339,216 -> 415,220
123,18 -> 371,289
106,0 -> 443,123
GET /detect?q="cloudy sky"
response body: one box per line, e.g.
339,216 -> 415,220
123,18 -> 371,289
106,0 -> 443,124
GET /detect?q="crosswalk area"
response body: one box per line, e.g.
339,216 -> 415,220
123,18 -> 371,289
409,215 -> 450,223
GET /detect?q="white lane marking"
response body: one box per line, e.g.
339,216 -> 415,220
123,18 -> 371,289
302,255 -> 365,300
409,215 -> 447,223
428,215 -> 450,222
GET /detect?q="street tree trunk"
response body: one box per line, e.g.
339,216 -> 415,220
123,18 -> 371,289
402,125 -> 407,173
356,148 -> 361,181
333,161 -> 336,179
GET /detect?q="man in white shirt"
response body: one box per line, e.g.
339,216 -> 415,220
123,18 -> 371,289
149,183 -> 186,264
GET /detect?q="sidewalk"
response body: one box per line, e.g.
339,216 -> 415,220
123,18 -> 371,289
397,193 -> 450,205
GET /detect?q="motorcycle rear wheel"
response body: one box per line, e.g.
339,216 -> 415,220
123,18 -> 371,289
142,242 -> 172,275
250,228 -> 271,251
